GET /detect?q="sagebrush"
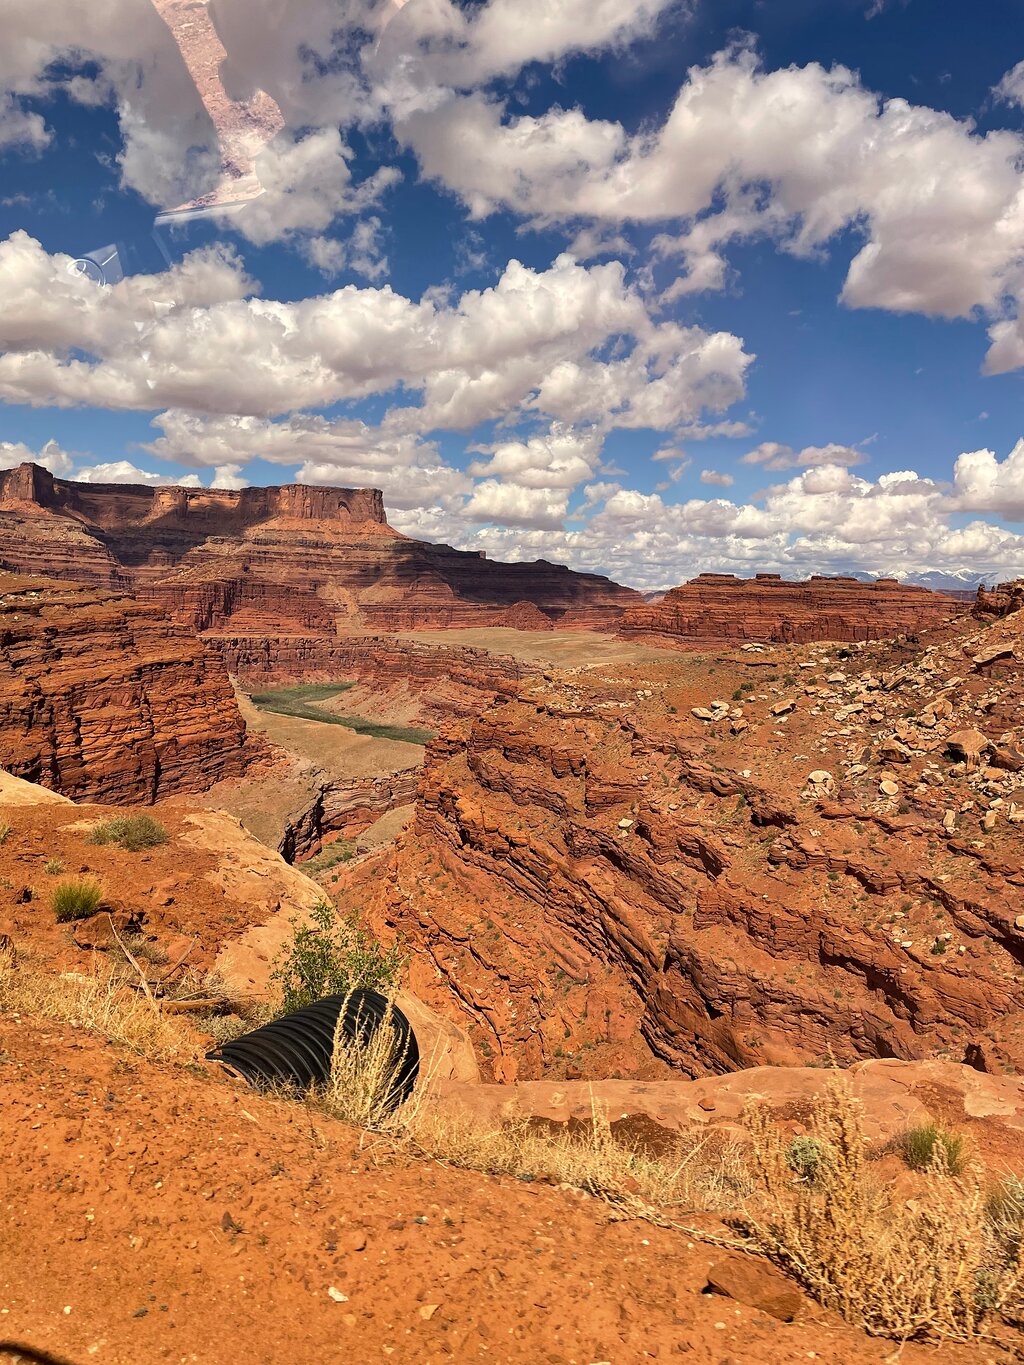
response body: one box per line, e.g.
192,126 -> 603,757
739,1075 -> 1021,1340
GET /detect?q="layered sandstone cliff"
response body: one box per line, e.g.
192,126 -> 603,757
214,633 -> 539,726
341,594 -> 1024,1083
619,572 -> 964,647
0,464 -> 639,634
0,574 -> 253,802
278,768 -> 421,863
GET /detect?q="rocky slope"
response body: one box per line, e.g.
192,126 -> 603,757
0,573 -> 253,802
4,774 -> 1024,1361
619,571 -> 965,647
278,767 -> 421,862
341,582 -> 1024,1082
0,462 -> 639,633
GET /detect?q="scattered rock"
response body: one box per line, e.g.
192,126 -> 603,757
990,744 -> 1024,772
944,729 -> 992,772
704,1254 -> 807,1322
804,771 -> 836,798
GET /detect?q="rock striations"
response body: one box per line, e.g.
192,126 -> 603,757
0,463 -> 639,634
341,591 -> 1024,1083
619,572 -> 965,647
0,574 -> 253,802
216,633 -> 540,726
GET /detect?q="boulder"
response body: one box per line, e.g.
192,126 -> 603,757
704,1254 -> 807,1322
945,729 -> 993,772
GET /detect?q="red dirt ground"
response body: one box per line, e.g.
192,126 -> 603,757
0,1016 -> 1008,1365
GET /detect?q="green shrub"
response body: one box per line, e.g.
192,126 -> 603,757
43,858 -> 64,876
53,877 -> 104,923
0,821 -> 11,845
270,901 -> 406,1014
899,1123 -> 967,1175
303,841 -> 355,874
785,1134 -> 825,1183
89,814 -> 168,852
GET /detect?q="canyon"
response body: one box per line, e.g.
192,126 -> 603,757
336,582 -> 1024,1084
0,573 -> 253,802
215,632 -> 539,727
0,462 -> 639,633
3,560 -> 1023,1359
619,571 -> 966,647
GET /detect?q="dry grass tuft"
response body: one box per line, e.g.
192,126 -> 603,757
899,1122 -> 968,1175
402,1099 -> 751,1218
313,1006 -> 750,1218
88,813 -> 168,852
0,953 -> 189,1061
738,1074 -> 1021,1340
318,998 -> 415,1132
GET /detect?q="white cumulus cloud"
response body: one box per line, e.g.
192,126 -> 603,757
741,441 -> 868,471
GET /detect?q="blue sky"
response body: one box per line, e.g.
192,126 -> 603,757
0,0 -> 1022,589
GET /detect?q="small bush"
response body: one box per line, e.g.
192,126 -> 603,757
741,1078 -> 1013,1339
52,876 -> 104,922
786,1134 -> 825,1183
197,1012 -> 251,1046
43,858 -> 64,876
303,841 -> 355,875
0,821 -> 11,845
270,901 -> 406,1014
89,814 -> 168,852
900,1123 -> 967,1175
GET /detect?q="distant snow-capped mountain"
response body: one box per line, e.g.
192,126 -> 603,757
897,570 -> 991,593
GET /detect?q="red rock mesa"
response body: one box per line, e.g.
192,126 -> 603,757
0,463 -> 639,634
619,572 -> 965,647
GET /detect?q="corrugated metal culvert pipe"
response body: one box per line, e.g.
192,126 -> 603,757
205,989 -> 420,1113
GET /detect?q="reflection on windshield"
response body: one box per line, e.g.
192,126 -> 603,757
151,0 -> 284,224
